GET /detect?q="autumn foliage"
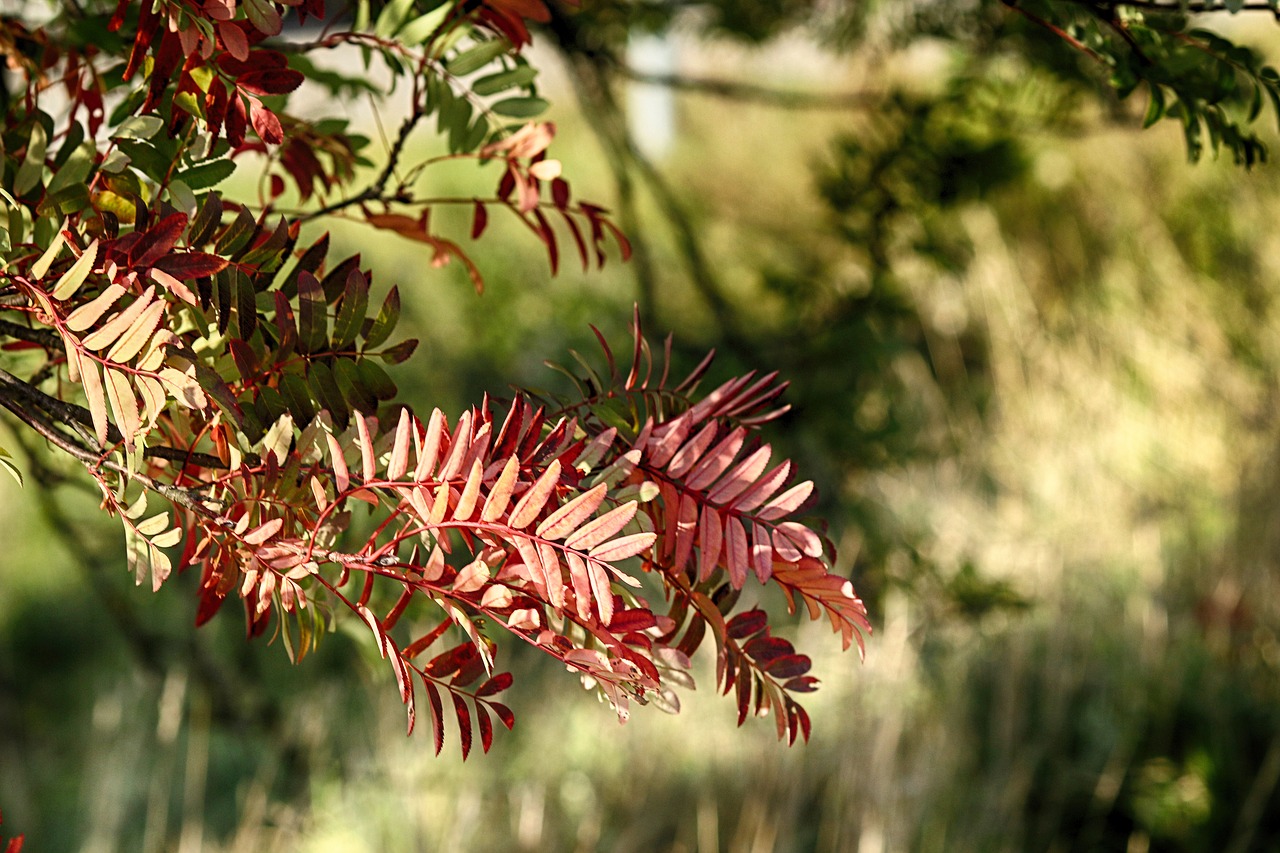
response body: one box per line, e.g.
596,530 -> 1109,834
0,0 -> 869,755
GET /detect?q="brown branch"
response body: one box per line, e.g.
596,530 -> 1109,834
0,367 -> 227,470
0,316 -> 64,350
0,389 -> 225,517
300,68 -> 428,222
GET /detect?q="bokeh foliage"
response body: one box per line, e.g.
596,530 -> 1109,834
9,0 -> 1280,850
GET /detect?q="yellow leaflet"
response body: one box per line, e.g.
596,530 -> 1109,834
30,227 -> 65,278
51,239 -> 99,300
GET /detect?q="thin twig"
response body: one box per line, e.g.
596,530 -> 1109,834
301,86 -> 426,222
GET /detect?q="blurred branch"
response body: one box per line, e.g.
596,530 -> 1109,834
1094,0 -> 1280,11
549,10 -> 750,350
619,67 -> 883,110
9,433 -> 255,729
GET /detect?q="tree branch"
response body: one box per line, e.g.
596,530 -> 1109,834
618,67 -> 883,110
300,83 -> 426,222
0,367 -> 228,470
0,388 -> 225,517
0,316 -> 65,350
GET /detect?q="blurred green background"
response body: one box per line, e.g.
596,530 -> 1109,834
9,2 -> 1280,850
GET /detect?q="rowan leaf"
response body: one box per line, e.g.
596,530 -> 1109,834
697,504 -> 724,581
244,517 -> 284,545
452,692 -> 473,760
757,481 -> 814,521
105,299 -> 165,364
509,459 -> 560,529
82,287 -> 157,351
331,268 -> 369,351
387,408 -> 413,480
103,367 -> 140,449
297,271 -> 328,354
453,459 -> 484,521
51,239 -> 98,300
423,678 -> 445,755
725,516 -> 749,589
65,283 -> 127,332
481,455 -> 520,522
536,482 -> 607,541
587,531 -> 656,563
751,522 -> 773,583
363,286 -> 400,349
564,501 -> 638,551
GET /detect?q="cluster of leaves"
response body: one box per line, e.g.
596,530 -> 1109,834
983,1 -> 1280,165
0,0 -> 868,757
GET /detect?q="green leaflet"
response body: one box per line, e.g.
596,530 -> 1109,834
173,158 -> 237,191
363,286 -> 401,349
0,446 -> 22,487
473,65 -> 538,97
446,40 -> 510,77
14,120 -> 47,196
490,97 -> 549,119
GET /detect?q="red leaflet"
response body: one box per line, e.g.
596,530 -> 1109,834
762,654 -> 811,679
217,19 -> 249,60
476,672 -> 513,697
151,251 -> 229,280
707,445 -> 772,505
237,68 -> 305,96
667,421 -> 719,480
476,703 -> 494,753
205,77 -> 229,135
564,501 -> 637,551
452,693 -> 473,760
509,458 -> 560,525
744,634 -> 792,666
226,93 -> 248,147
423,678 -> 445,756
425,642 -> 479,679
249,99 -> 284,145
725,516 -> 749,589
130,213 -> 188,267
751,522 -> 773,583
609,609 -> 658,634
697,504 -> 723,582
757,481 -> 815,521
588,532 -> 656,563
686,427 -> 747,492
489,702 -> 516,731
673,492 -> 698,572
536,482 -> 607,540
726,608 -> 769,640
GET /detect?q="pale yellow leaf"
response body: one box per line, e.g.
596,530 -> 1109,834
51,238 -> 99,300
104,298 -> 165,364
82,286 -> 156,351
104,367 -> 140,449
30,228 -> 65,279
66,282 -> 127,332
